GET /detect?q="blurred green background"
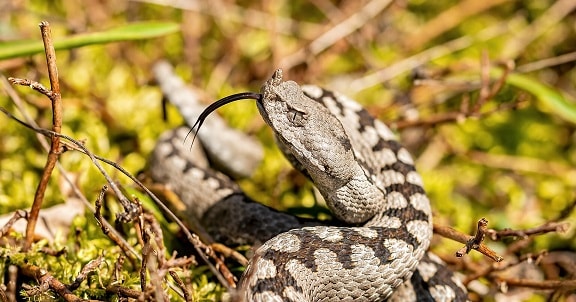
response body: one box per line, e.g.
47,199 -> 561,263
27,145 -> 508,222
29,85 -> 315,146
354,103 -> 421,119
0,0 -> 575,301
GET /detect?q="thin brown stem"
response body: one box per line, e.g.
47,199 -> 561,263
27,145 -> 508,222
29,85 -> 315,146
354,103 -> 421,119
94,186 -> 137,263
0,106 -> 234,290
2,76 -> 138,260
169,271 -> 193,302
105,284 -> 143,299
456,218 -> 488,257
462,252 -> 545,285
68,256 -> 104,291
211,243 -> 249,266
496,277 -> 576,291
140,226 -> 151,292
15,21 -> 63,251
19,264 -> 90,302
7,265 -> 17,302
487,222 -> 569,241
394,96 -> 523,130
433,219 -> 503,262
111,255 -> 125,284
0,285 -> 8,302
0,210 -> 28,237
6,78 -> 52,96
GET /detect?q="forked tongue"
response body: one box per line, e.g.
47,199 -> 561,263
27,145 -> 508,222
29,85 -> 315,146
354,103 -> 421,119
185,92 -> 262,147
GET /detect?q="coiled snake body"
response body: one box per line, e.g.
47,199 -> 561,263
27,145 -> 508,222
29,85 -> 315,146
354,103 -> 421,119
150,69 -> 468,301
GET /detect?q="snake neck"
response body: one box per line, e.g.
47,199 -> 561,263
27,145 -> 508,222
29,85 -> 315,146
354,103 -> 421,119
301,84 -> 434,257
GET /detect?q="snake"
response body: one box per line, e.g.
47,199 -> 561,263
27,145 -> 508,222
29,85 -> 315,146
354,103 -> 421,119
150,69 -> 469,301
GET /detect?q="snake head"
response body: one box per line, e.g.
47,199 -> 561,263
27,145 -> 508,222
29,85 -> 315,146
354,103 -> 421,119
257,69 -> 359,193
190,69 -> 382,223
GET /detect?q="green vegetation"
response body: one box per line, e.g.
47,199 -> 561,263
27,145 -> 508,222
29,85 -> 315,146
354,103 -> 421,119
1,0 -> 574,301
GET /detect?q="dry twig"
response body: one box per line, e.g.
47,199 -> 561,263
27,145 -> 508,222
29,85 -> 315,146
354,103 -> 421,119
0,108 -> 235,290
395,58 -> 515,130
111,255 -> 125,284
496,277 -> 576,291
0,285 -> 8,302
517,50 -> 576,72
169,271 -> 193,302
211,243 -> 249,267
487,222 -> 570,241
8,22 -> 63,251
105,284 -> 143,299
7,265 -> 17,302
434,219 -> 503,262
94,186 -> 138,262
68,255 -> 105,291
20,264 -> 90,302
1,75 -> 139,261
0,210 -> 28,237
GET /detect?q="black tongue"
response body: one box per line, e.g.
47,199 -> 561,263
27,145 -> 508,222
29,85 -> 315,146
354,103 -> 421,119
186,92 -> 262,147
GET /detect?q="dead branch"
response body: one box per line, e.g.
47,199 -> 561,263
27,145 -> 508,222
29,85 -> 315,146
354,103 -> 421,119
146,249 -> 167,302
463,251 -> 549,285
7,265 -> 17,302
393,97 -> 524,129
21,282 -> 50,299
456,218 -> 488,258
395,59 -> 515,130
502,0 -> 576,59
0,210 -> 28,237
211,243 -> 249,267
68,255 -> 104,291
433,219 -> 504,262
140,225 -> 151,292
487,222 -> 570,241
164,255 -> 196,269
0,105 -> 140,225
0,285 -> 8,302
517,50 -> 576,72
496,277 -> 576,291
7,78 -> 52,96
20,263 -> 92,302
7,21 -> 63,251
111,255 -> 125,284
139,209 -> 191,299
94,186 -> 137,262
169,271 -> 193,302
1,75 -> 139,262
0,107 -> 234,290
105,284 -> 143,299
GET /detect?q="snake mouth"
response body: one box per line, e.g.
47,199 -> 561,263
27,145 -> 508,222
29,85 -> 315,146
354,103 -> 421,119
186,92 -> 262,146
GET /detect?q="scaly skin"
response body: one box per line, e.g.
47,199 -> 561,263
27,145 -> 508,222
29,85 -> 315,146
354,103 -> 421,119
150,69 -> 469,301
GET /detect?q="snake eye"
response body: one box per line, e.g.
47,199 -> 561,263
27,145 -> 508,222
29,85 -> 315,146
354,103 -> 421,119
287,107 -> 306,126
